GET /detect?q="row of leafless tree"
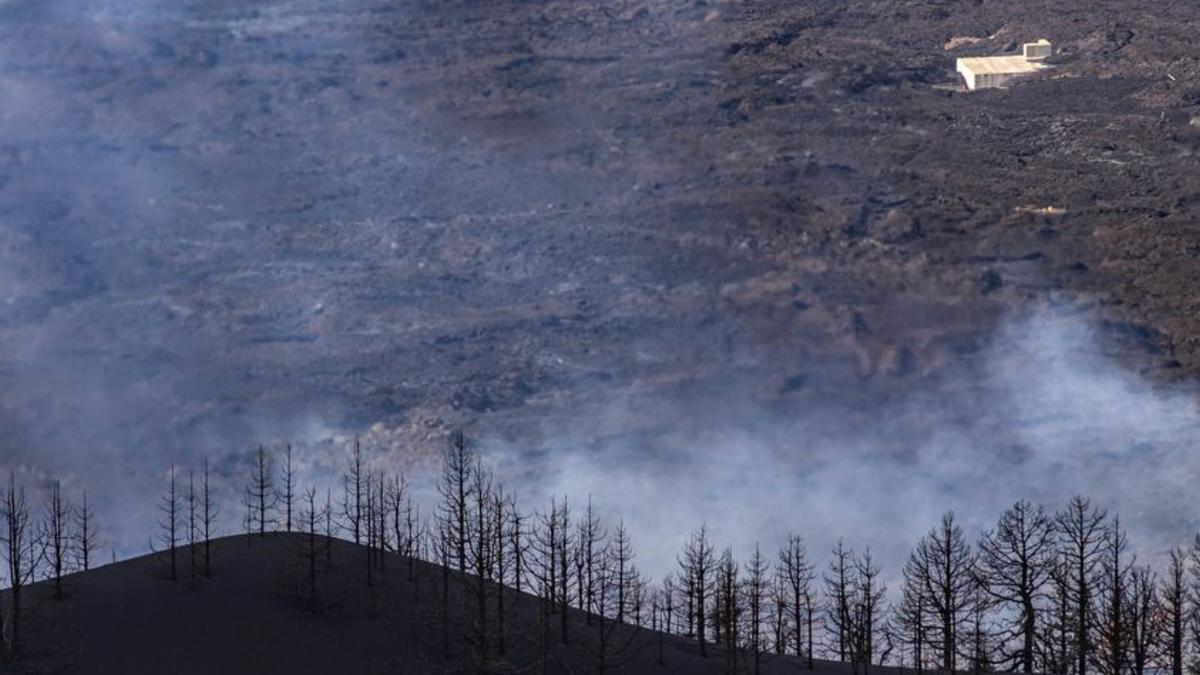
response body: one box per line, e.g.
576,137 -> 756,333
0,473 -> 102,660
156,438 -> 1200,675
12,435 -> 1200,675
891,496 -> 1180,675
155,460 -> 220,585
411,450 -> 1200,675
206,434 -> 654,672
421,431 -> 654,672
668,496 -> 1200,675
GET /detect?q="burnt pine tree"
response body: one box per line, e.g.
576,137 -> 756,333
593,542 -> 617,674
437,430 -> 472,574
894,577 -> 928,675
508,498 -> 528,593
555,496 -> 574,645
405,495 -> 420,583
375,472 -> 387,579
578,496 -> 606,624
612,519 -> 635,624
976,500 -> 1056,672
466,458 -> 494,666
1161,547 -> 1187,675
365,470 -> 387,586
340,438 -> 364,544
2,473 -> 39,657
364,470 -> 376,588
850,547 -> 887,674
629,570 -> 647,627
324,488 -> 334,571
653,583 -> 667,664
434,516 -> 453,661
714,546 -> 740,670
1043,553 -> 1076,675
965,582 -> 993,675
530,500 -> 558,668
588,538 -> 644,675
528,495 -> 574,648
493,488 -> 509,655
301,486 -> 322,608
242,488 -> 253,539
1126,564 -> 1159,675
387,472 -> 409,562
745,543 -> 770,675
574,522 -> 587,618
43,479 -> 70,600
281,443 -> 296,532
157,464 -> 180,581
826,539 -> 855,662
679,525 -> 717,657
245,445 -> 276,536
778,534 -> 816,662
201,457 -> 218,578
1094,516 -> 1131,675
661,574 -> 676,637
904,511 -> 976,674
187,470 -> 197,584
770,571 -> 787,654
803,578 -> 817,670
75,489 -> 101,572
1056,495 -> 1108,675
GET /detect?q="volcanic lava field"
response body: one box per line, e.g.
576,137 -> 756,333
2,0 -> 1200,481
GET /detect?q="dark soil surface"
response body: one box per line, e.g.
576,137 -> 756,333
10,533 -> 871,674
1,0 -> 1199,470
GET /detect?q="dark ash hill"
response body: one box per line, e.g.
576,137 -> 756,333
10,533 -> 881,675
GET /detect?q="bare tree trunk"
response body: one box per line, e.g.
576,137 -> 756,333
341,438 -> 364,544
158,465 -> 180,581
377,474 -> 387,583
494,492 -> 507,655
680,526 -> 716,658
324,488 -> 333,571
1056,496 -> 1107,675
246,446 -> 276,536
3,473 -> 37,658
302,487 -> 320,609
365,472 -> 375,588
187,470 -> 197,585
808,600 -> 815,669
747,543 -> 767,675
1165,548 -> 1186,675
201,458 -> 218,579
43,479 -> 69,600
75,490 -> 100,572
557,497 -> 571,645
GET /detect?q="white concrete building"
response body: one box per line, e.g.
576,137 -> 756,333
957,40 -> 1052,91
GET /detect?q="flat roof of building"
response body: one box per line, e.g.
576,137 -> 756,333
957,55 -> 1047,75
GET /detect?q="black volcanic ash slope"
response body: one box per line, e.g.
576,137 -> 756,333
12,534 -> 877,675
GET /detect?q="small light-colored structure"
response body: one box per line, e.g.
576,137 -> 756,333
1023,39 -> 1052,60
956,40 -> 1052,91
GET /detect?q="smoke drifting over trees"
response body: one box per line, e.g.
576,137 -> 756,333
8,433 -> 1200,675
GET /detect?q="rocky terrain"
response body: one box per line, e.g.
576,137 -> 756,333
1,0 -> 1199,544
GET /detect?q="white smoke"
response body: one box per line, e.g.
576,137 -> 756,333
470,305 -> 1200,585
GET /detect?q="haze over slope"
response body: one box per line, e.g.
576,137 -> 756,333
2,0 -> 1200,571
